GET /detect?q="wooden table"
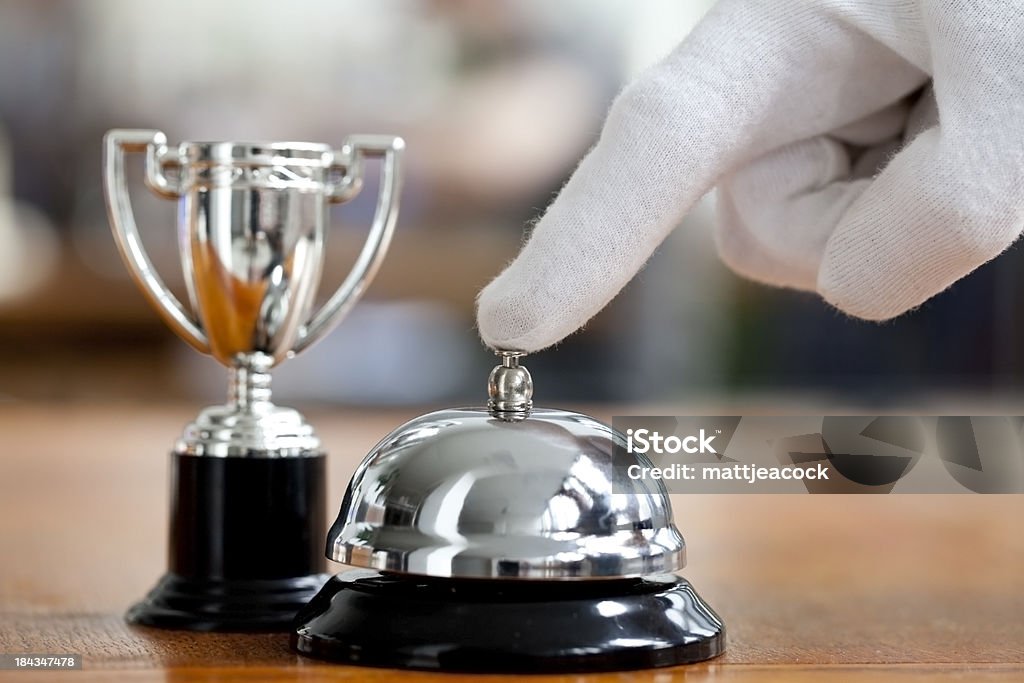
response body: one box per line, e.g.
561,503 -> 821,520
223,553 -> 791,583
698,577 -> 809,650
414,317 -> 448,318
2,403 -> 1023,681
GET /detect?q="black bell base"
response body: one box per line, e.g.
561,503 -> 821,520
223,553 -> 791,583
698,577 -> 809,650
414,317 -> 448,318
291,570 -> 725,673
128,572 -> 331,632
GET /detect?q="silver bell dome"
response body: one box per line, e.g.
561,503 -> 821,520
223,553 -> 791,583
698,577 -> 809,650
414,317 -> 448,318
327,353 -> 686,579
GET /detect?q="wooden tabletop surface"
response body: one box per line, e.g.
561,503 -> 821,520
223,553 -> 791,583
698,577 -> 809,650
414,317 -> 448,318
1,403 -> 1023,681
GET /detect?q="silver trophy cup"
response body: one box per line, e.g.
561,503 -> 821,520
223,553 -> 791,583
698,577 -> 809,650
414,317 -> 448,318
103,129 -> 404,631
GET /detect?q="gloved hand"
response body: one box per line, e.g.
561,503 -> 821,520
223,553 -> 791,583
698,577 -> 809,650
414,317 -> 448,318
476,0 -> 1024,352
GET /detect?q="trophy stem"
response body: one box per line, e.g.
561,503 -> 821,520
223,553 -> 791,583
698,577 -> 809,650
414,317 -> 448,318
228,354 -> 273,412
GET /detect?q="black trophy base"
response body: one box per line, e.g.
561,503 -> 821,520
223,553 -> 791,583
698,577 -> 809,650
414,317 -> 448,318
128,450 -> 329,632
128,572 -> 330,632
291,570 -> 725,673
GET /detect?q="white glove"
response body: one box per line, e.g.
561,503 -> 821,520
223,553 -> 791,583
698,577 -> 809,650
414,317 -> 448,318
476,0 -> 1024,352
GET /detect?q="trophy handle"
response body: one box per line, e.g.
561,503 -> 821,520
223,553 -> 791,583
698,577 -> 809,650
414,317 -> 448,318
292,135 -> 405,354
103,129 -> 210,353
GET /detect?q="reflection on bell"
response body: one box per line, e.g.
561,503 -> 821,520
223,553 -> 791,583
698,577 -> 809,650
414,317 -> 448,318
291,352 -> 726,673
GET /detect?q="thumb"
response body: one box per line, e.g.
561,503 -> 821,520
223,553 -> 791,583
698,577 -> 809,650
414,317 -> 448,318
476,1 -> 924,352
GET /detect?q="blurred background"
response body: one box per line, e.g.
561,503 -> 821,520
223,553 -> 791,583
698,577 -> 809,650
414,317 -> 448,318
1,0 -> 1022,410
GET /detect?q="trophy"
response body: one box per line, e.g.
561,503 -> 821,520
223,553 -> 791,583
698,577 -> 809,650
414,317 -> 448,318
292,352 -> 725,673
103,129 -> 404,631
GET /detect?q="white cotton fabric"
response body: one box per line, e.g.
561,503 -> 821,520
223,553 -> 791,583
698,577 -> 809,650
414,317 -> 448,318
476,0 -> 1024,352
